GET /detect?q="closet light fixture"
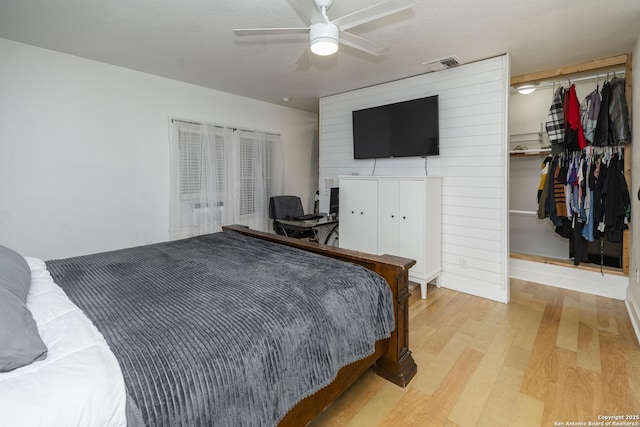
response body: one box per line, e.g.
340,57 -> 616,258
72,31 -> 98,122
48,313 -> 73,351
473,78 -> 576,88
517,83 -> 538,95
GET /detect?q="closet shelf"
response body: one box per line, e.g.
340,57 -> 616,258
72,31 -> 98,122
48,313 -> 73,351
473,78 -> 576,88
509,210 -> 537,215
509,148 -> 552,157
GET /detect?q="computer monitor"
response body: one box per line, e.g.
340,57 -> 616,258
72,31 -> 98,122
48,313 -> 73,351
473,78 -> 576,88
329,187 -> 339,216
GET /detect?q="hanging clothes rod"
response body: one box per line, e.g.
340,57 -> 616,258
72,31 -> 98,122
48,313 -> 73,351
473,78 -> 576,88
509,210 -> 537,215
511,69 -> 626,92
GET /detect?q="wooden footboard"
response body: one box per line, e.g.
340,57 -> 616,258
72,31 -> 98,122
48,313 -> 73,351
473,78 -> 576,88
222,225 -> 417,425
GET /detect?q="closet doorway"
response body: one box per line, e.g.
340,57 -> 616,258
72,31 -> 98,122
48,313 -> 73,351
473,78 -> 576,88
508,54 -> 632,296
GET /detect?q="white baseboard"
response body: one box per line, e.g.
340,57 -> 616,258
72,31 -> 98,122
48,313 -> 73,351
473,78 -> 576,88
510,258 -> 628,300
625,296 -> 640,346
440,271 -> 508,303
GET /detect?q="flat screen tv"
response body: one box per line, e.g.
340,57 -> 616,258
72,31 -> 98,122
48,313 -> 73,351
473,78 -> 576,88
352,95 -> 439,159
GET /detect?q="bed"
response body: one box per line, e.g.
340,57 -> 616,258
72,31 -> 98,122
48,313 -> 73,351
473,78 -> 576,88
0,225 -> 416,426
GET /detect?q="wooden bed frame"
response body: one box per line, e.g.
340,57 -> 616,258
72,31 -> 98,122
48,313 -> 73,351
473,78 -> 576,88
222,225 -> 418,426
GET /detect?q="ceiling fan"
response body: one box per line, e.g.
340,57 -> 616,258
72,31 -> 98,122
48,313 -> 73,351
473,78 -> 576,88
233,0 -> 417,58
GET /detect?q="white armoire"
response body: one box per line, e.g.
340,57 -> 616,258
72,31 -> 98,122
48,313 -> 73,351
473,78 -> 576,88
338,176 -> 442,298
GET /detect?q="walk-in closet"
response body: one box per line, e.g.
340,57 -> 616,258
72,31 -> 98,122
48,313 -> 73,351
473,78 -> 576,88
509,55 -> 632,299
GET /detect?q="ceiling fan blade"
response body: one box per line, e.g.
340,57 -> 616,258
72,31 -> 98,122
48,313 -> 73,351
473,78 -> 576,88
295,45 -> 310,65
332,0 -> 416,31
233,27 -> 310,36
339,31 -> 386,56
295,44 -> 311,72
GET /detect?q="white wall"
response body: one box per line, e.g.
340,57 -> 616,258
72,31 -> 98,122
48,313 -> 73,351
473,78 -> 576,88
626,32 -> 640,343
319,56 -> 510,303
0,38 -> 318,260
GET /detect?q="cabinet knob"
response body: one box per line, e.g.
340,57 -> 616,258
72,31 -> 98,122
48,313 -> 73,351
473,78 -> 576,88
391,215 -> 395,218
403,216 -> 406,219
351,211 -> 354,214
360,212 -> 364,215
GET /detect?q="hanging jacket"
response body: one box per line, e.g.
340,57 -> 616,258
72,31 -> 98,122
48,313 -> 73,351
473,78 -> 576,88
580,90 -> 592,136
593,82 -> 611,146
608,77 -> 631,145
583,89 -> 601,143
545,87 -> 565,144
602,155 -> 630,242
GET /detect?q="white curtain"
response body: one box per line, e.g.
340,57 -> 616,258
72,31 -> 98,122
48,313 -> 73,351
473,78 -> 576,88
169,119 -> 282,239
228,129 -> 283,232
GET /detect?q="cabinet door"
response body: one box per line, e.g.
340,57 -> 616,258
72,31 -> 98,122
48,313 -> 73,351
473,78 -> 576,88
357,179 -> 378,254
338,179 -> 378,253
398,180 -> 426,275
377,180 -> 400,256
339,179 -> 360,250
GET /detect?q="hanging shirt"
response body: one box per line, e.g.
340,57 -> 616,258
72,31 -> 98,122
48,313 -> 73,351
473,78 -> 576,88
545,87 -> 565,144
567,158 -> 577,215
576,157 -> 586,221
553,161 -> 568,217
583,88 -> 601,143
537,156 -> 552,219
593,82 -> 612,146
582,160 -> 595,242
565,84 -> 587,150
580,91 -> 591,135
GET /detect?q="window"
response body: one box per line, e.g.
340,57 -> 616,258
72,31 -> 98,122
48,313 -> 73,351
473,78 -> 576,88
178,128 -> 226,201
178,129 -> 202,199
239,136 -> 255,216
237,131 -> 280,217
169,119 -> 282,239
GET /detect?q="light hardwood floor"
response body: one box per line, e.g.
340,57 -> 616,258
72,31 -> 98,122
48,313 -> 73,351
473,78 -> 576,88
309,279 -> 640,426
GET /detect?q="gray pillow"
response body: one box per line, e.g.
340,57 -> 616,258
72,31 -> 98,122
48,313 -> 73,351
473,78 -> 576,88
0,244 -> 48,372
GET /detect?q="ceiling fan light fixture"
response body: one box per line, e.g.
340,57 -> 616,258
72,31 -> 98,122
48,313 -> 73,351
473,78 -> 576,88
310,23 -> 339,56
311,39 -> 339,56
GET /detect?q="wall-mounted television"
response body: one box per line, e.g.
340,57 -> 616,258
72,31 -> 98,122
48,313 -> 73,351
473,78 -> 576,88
352,95 -> 439,159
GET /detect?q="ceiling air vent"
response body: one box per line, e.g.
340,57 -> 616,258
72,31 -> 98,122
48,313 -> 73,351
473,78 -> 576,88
421,56 -> 462,73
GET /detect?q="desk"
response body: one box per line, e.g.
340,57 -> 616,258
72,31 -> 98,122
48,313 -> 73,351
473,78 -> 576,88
276,215 -> 339,245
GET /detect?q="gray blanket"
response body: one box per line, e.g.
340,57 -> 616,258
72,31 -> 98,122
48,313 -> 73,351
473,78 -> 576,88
46,231 -> 394,427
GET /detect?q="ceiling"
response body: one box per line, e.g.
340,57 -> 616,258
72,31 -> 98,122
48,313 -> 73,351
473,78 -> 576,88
1,0 -> 639,113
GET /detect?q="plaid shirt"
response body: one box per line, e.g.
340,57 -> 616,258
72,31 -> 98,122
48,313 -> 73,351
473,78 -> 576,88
545,87 -> 565,144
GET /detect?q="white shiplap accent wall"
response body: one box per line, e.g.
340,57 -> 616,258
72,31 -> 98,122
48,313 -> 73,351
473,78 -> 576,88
319,55 -> 510,303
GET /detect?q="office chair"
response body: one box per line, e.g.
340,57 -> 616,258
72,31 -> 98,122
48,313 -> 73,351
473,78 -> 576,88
268,196 -> 316,239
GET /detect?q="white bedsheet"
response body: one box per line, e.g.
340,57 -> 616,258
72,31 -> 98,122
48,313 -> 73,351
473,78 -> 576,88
0,257 -> 127,427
